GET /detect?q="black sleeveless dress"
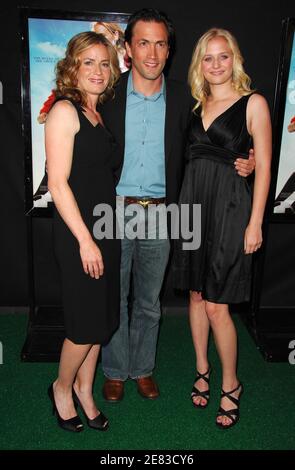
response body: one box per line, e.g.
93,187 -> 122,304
173,95 -> 254,304
52,98 -> 121,344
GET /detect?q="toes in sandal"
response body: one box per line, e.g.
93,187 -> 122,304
191,366 -> 211,409
216,382 -> 243,429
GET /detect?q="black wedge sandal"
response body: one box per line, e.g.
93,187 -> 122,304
191,366 -> 211,408
216,382 -> 243,429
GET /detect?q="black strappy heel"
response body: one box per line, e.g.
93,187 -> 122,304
191,366 -> 211,408
216,382 -> 243,429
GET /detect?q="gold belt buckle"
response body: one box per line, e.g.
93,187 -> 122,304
138,199 -> 150,208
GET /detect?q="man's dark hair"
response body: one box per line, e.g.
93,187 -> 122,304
124,8 -> 175,48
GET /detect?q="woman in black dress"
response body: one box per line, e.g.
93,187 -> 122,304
173,28 -> 272,428
45,32 -> 121,432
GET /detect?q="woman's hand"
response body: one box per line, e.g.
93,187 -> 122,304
244,223 -> 262,254
79,238 -> 104,279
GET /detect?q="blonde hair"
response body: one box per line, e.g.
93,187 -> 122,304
188,28 -> 253,111
55,31 -> 120,106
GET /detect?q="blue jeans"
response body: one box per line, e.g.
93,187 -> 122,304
102,199 -> 170,380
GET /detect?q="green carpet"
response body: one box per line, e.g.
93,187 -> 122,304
0,312 -> 294,450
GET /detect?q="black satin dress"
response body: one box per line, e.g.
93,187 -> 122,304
52,98 -> 121,344
173,95 -> 254,304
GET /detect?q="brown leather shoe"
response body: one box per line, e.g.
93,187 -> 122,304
103,378 -> 124,402
136,376 -> 159,399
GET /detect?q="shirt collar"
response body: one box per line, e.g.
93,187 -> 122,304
127,71 -> 166,102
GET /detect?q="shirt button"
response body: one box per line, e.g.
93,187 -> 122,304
141,163 -> 143,167
142,141 -> 144,145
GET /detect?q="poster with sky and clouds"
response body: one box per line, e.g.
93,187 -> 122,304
24,14 -> 129,211
274,30 -> 295,215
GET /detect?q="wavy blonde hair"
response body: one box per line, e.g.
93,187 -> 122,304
188,28 -> 253,111
55,31 -> 120,106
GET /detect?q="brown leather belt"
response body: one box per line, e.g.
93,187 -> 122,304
124,196 -> 166,207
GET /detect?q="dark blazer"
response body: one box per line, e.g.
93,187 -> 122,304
100,71 -> 192,206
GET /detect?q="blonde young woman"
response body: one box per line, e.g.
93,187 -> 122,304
173,28 -> 272,428
45,32 -> 121,432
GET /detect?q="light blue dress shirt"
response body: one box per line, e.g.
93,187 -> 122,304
116,73 -> 166,197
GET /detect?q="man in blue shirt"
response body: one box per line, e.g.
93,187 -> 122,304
100,8 -> 254,402
117,73 -> 166,200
